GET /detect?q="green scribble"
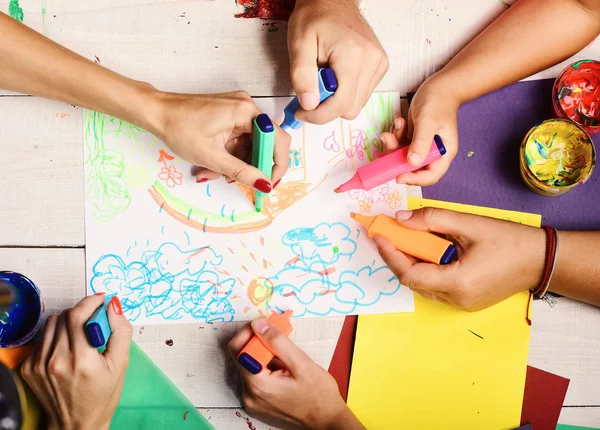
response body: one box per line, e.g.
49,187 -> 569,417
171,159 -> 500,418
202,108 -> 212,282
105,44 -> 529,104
365,94 -> 393,158
41,0 -> 46,34
84,111 -> 145,222
8,0 -> 24,22
333,246 -> 340,254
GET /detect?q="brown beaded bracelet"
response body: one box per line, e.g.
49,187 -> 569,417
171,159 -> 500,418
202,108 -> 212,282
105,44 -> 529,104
531,226 -> 559,298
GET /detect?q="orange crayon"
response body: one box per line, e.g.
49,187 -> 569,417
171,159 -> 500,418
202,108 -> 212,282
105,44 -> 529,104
351,213 -> 457,265
238,310 -> 294,374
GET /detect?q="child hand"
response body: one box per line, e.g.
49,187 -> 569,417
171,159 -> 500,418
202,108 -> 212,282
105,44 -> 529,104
21,294 -> 132,430
397,77 -> 460,186
150,91 -> 291,191
288,0 -> 388,124
374,208 -> 546,311
229,318 -> 365,430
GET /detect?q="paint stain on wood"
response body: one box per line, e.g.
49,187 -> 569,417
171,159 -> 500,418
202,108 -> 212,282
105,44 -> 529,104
165,338 -> 174,346
235,0 -> 296,20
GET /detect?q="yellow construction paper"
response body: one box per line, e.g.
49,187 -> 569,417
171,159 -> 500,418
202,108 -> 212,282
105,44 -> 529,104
348,198 -> 540,429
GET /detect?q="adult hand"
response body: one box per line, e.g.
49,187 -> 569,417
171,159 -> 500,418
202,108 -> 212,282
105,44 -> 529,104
288,0 -> 388,124
150,91 -> 291,191
374,208 -> 546,311
382,75 -> 460,186
21,294 -> 132,430
229,318 -> 364,430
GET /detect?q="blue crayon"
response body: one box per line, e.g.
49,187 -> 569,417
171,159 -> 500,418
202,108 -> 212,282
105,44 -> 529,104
280,68 -> 338,132
85,295 -> 114,350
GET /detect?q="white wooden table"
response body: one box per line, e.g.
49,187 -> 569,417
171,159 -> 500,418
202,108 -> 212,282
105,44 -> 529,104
0,0 -> 598,427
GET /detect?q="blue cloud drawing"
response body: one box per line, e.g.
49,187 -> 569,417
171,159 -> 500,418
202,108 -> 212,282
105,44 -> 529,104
282,222 -> 357,265
90,242 -> 235,323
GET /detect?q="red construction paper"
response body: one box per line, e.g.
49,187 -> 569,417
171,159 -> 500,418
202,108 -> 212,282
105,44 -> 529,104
327,315 -> 356,402
521,365 -> 570,429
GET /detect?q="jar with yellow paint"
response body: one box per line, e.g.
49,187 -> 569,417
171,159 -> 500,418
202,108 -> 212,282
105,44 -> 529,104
520,119 -> 596,196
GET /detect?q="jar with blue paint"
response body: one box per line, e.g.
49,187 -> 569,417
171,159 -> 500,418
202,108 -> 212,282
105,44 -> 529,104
0,272 -> 44,348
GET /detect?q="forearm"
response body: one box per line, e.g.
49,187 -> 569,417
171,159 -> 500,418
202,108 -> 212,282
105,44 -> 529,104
549,231 -> 600,306
430,0 -> 600,103
0,13 -> 160,132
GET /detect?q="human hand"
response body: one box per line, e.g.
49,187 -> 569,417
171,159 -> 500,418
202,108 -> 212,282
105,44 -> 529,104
374,208 -> 546,311
149,91 -> 291,191
229,318 -> 364,430
382,75 -> 460,186
288,0 -> 388,124
21,294 -> 132,430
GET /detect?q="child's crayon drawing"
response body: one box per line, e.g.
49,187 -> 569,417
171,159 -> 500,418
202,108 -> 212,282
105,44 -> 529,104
83,93 -> 414,323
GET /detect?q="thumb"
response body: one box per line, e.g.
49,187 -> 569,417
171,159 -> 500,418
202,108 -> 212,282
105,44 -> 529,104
105,296 -> 132,372
407,112 -> 439,167
395,208 -> 468,237
288,34 -> 319,111
251,317 -> 310,374
216,152 -> 273,193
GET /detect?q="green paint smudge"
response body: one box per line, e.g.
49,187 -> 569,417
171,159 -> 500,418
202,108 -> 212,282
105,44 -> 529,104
9,0 -> 24,22
333,246 -> 339,254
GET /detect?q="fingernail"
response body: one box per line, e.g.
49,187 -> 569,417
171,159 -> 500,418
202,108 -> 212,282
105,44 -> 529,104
408,152 -> 422,166
396,210 -> 413,221
299,92 -> 318,110
273,179 -> 281,189
252,317 -> 270,335
196,178 -> 208,183
226,179 -> 236,184
394,116 -> 404,130
396,177 -> 406,184
95,292 -> 106,295
254,178 -> 272,193
110,296 -> 123,315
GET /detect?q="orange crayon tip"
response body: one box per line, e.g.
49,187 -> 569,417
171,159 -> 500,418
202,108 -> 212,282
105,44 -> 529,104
350,212 -> 356,219
334,187 -> 341,193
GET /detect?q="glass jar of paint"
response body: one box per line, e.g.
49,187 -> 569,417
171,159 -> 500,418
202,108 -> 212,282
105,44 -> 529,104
0,272 -> 44,348
552,59 -> 600,137
520,119 -> 596,196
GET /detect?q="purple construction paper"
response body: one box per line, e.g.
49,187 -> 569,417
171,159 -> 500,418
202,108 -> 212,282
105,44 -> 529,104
422,79 -> 600,231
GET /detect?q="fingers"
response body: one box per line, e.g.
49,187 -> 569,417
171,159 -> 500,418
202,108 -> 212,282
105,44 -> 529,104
381,117 -> 408,154
66,293 -> 108,357
396,157 -> 452,186
250,317 -> 312,375
213,151 -> 273,192
288,32 -> 320,111
406,114 -> 439,167
391,116 -> 407,144
104,296 -> 132,373
271,126 -> 291,185
228,323 -> 255,360
194,169 -> 221,183
296,57 -> 361,125
393,207 -> 468,237
374,235 -> 452,292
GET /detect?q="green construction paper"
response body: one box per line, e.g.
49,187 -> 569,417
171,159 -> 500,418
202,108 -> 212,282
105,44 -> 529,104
111,342 -> 213,429
556,425 -> 600,430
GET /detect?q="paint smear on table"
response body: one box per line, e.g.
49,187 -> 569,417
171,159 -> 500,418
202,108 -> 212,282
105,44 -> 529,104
8,0 -> 24,22
235,0 -> 296,20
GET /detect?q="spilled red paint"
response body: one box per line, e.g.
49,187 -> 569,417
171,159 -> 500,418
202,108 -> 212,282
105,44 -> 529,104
165,339 -> 174,346
235,0 -> 296,20
245,418 -> 257,430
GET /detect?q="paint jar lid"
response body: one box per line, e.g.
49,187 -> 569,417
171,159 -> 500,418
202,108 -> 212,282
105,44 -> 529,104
552,59 -> 600,137
519,119 -> 596,196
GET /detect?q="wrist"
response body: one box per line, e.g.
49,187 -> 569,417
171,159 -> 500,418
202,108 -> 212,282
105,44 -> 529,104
318,402 -> 364,430
116,81 -> 164,136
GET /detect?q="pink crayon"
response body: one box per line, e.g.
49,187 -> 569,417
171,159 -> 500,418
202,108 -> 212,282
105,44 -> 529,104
334,136 -> 446,193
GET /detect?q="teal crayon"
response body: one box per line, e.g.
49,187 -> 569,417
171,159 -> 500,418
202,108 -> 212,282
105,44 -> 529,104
252,113 -> 276,213
85,295 -> 114,350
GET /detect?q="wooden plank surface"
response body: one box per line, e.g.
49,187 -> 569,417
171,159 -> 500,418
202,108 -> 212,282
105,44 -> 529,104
1,0 -> 599,426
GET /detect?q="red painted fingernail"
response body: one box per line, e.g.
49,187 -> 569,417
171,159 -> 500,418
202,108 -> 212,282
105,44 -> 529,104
95,292 -> 106,295
273,179 -> 281,189
226,179 -> 236,184
253,178 -> 272,193
110,296 -> 123,315
196,178 -> 208,183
